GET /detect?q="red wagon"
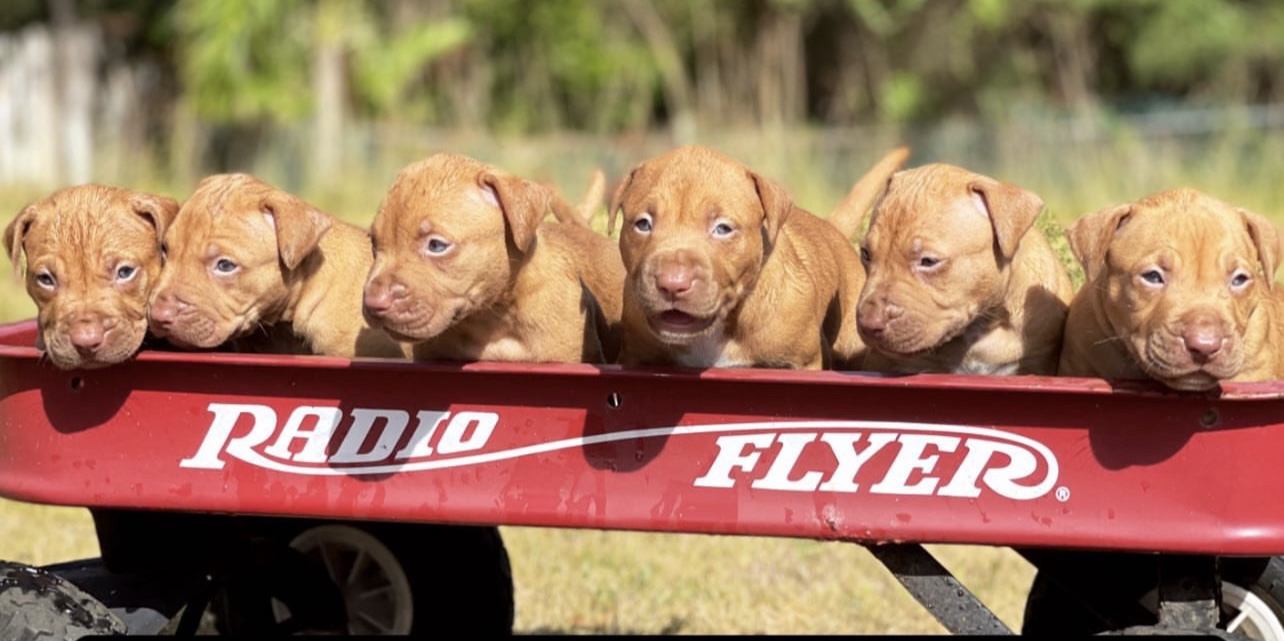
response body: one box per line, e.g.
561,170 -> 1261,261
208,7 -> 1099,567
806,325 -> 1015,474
2,316 -> 1283,637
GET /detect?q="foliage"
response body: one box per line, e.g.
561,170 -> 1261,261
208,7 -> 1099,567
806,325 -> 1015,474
173,0 -> 312,123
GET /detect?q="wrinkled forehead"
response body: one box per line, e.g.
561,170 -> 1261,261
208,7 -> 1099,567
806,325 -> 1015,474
878,165 -> 976,218
25,188 -> 154,254
870,165 -> 984,242
625,154 -> 760,220
375,160 -> 500,238
1119,199 -> 1254,258
169,178 -> 273,244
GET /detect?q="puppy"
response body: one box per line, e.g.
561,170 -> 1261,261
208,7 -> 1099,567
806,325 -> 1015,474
1059,188 -> 1284,390
852,164 -> 1074,375
608,145 -> 902,370
361,153 -> 624,364
5,185 -> 178,369
148,174 -> 408,359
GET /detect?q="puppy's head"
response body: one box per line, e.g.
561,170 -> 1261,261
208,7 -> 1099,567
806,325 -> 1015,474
856,164 -> 1044,357
1069,188 -> 1280,391
5,185 -> 178,369
608,145 -> 792,346
362,153 -> 552,342
148,174 -> 332,349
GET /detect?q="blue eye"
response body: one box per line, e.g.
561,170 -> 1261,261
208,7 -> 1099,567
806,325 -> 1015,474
35,272 -> 56,289
214,258 -> 238,274
711,222 -> 734,238
1141,270 -> 1164,285
116,265 -> 137,281
1231,271 -> 1252,289
633,216 -> 652,233
426,238 -> 451,255
918,256 -> 941,269
859,247 -> 871,264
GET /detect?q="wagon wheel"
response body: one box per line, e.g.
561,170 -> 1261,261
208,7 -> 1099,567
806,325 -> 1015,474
1022,554 -> 1284,639
0,560 -> 127,641
214,521 -> 514,636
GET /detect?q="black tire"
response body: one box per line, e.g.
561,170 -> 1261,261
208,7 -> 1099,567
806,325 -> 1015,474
214,521 -> 515,636
1022,552 -> 1284,638
0,561 -> 127,641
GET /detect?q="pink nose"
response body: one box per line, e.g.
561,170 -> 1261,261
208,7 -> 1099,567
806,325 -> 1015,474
1182,312 -> 1225,362
363,279 -> 403,316
857,297 -> 903,336
69,319 -> 104,353
1183,328 -> 1224,360
149,290 -> 182,326
655,267 -> 694,299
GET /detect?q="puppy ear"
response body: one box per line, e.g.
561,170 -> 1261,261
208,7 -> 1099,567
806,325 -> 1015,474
607,165 -> 640,237
968,179 -> 1044,262
263,190 -> 332,271
1240,208 -> 1281,290
1067,203 -> 1133,283
749,170 -> 793,243
130,193 -> 180,240
479,172 -> 550,254
4,204 -> 37,278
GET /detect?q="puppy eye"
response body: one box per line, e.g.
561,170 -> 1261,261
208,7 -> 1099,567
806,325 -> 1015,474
859,247 -> 871,264
633,214 -> 653,234
160,242 -> 168,259
711,222 -> 735,238
425,238 -> 452,255
214,258 -> 239,274
115,264 -> 138,282
918,256 -> 942,269
1140,269 -> 1165,286
1230,270 -> 1252,290
34,271 -> 56,290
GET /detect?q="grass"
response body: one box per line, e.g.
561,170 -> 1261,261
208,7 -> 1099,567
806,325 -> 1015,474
1,124 -> 1282,633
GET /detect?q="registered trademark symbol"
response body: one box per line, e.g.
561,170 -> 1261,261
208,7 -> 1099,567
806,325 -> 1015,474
1055,486 -> 1070,502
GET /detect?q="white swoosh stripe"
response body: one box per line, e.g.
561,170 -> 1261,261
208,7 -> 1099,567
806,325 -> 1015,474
217,420 -> 1059,491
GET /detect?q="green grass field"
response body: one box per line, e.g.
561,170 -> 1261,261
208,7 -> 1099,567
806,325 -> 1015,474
0,127 -> 1281,634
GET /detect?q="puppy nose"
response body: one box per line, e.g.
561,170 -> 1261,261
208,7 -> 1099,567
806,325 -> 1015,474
858,299 -> 903,335
655,268 -> 694,299
363,279 -> 404,315
364,286 -> 395,314
1182,313 -> 1225,361
69,318 -> 105,354
149,290 -> 186,325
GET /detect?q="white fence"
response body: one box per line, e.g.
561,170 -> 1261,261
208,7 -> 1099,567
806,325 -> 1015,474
0,22 -> 144,187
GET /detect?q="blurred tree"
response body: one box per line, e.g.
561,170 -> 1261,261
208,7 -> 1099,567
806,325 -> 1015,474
7,0 -> 1284,151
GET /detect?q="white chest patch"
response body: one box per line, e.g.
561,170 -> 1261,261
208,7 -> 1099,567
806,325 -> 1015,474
674,328 -> 752,368
954,359 -> 1019,376
476,336 -> 533,362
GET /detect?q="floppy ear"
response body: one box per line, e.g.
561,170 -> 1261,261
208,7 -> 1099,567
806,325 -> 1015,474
607,165 -> 641,237
1240,208 -> 1281,290
748,170 -> 793,243
4,205 -> 37,278
263,190 -> 332,271
130,193 -> 180,240
478,172 -> 550,255
968,179 -> 1044,262
1067,203 -> 1133,283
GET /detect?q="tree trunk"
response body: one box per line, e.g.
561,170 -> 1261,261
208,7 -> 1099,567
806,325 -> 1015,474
622,0 -> 696,142
312,2 -> 347,186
